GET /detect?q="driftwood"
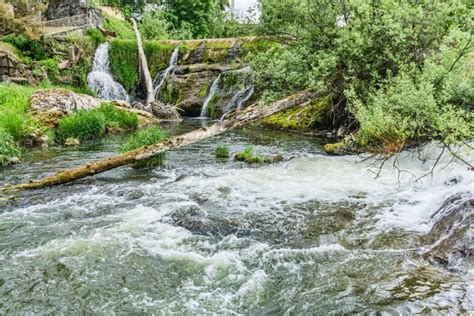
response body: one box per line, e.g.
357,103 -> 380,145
131,18 -> 155,109
0,91 -> 318,192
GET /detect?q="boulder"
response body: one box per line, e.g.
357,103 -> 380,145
419,192 -> 473,268
28,89 -> 157,128
151,101 -> 181,121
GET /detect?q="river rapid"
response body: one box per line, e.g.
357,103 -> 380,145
0,120 -> 472,314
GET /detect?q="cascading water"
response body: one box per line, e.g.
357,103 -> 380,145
154,46 -> 180,98
200,67 -> 255,119
1,122 -> 472,314
87,43 -> 129,102
200,74 -> 221,118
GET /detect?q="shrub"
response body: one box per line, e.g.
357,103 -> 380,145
96,103 -> 139,130
58,110 -> 106,141
86,28 -> 106,47
0,129 -> 21,166
214,145 -> 230,158
39,59 -> 60,82
2,34 -> 47,60
120,126 -> 168,153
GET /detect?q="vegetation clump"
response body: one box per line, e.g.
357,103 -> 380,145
120,125 -> 169,169
234,146 -> 282,164
58,103 -> 138,142
214,145 -> 230,158
120,125 -> 168,153
0,129 -> 22,166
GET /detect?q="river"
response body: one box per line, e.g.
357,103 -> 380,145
0,120 -> 472,314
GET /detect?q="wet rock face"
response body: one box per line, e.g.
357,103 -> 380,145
419,192 -> 473,268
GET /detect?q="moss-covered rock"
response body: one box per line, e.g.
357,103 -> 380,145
262,96 -> 332,131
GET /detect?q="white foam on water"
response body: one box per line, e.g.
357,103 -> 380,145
87,43 -> 129,102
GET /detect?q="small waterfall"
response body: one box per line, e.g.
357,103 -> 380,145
87,43 -> 129,102
154,46 -> 180,98
200,75 -> 221,118
200,67 -> 254,119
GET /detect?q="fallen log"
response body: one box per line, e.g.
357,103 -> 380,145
131,18 -> 155,109
0,91 -> 318,192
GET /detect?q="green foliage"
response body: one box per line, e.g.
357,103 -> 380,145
103,14 -> 135,39
2,33 -> 47,60
58,110 -> 106,142
39,59 -> 60,82
95,103 -> 139,130
255,0 -> 473,146
139,10 -> 170,41
86,28 -> 106,47
109,39 -> 138,92
0,129 -> 22,166
0,83 -> 39,141
58,103 -> 139,142
163,0 -> 215,39
120,125 -> 168,153
214,145 -> 230,158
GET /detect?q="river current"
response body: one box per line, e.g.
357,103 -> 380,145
0,120 -> 472,314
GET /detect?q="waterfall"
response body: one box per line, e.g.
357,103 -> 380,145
87,43 -> 129,102
154,46 -> 180,98
200,67 -> 254,119
200,75 -> 221,118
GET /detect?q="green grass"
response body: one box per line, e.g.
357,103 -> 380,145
95,103 -> 139,130
103,15 -> 135,40
214,145 -> 230,158
58,110 -> 106,142
0,129 -> 22,166
109,40 -> 139,92
58,103 -> 139,142
0,83 -> 41,141
120,125 -> 168,153
86,28 -> 106,47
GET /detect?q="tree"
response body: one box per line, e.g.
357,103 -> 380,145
138,9 -> 169,40
163,0 -> 215,38
252,0 -> 473,151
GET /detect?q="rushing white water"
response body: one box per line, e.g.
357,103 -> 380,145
154,46 -> 180,98
87,43 -> 129,102
220,86 -> 254,120
200,75 -> 221,117
1,124 -> 472,314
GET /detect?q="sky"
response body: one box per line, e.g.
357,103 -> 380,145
233,0 -> 259,14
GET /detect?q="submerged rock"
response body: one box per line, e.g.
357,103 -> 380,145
64,138 -> 80,147
419,192 -> 473,268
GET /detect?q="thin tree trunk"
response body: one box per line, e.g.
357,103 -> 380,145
0,91 -> 318,192
131,18 -> 155,109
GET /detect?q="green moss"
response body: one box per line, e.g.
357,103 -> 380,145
323,142 -> 344,155
109,40 -> 139,92
198,83 -> 210,98
144,41 -> 176,78
214,145 -> 230,158
86,28 -> 106,47
207,93 -> 220,118
103,14 -> 135,39
262,96 -> 331,131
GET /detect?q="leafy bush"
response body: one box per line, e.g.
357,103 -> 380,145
254,0 -> 473,148
139,10 -> 170,41
120,125 -> 168,153
0,129 -> 21,166
2,34 -> 47,60
86,28 -> 106,47
96,103 -> 139,130
58,110 -> 106,141
214,145 -> 230,158
39,59 -> 60,82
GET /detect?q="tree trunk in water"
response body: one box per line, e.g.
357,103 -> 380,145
131,18 -> 155,109
0,91 -> 319,192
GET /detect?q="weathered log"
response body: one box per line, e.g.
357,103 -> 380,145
131,18 -> 155,109
0,91 -> 318,192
